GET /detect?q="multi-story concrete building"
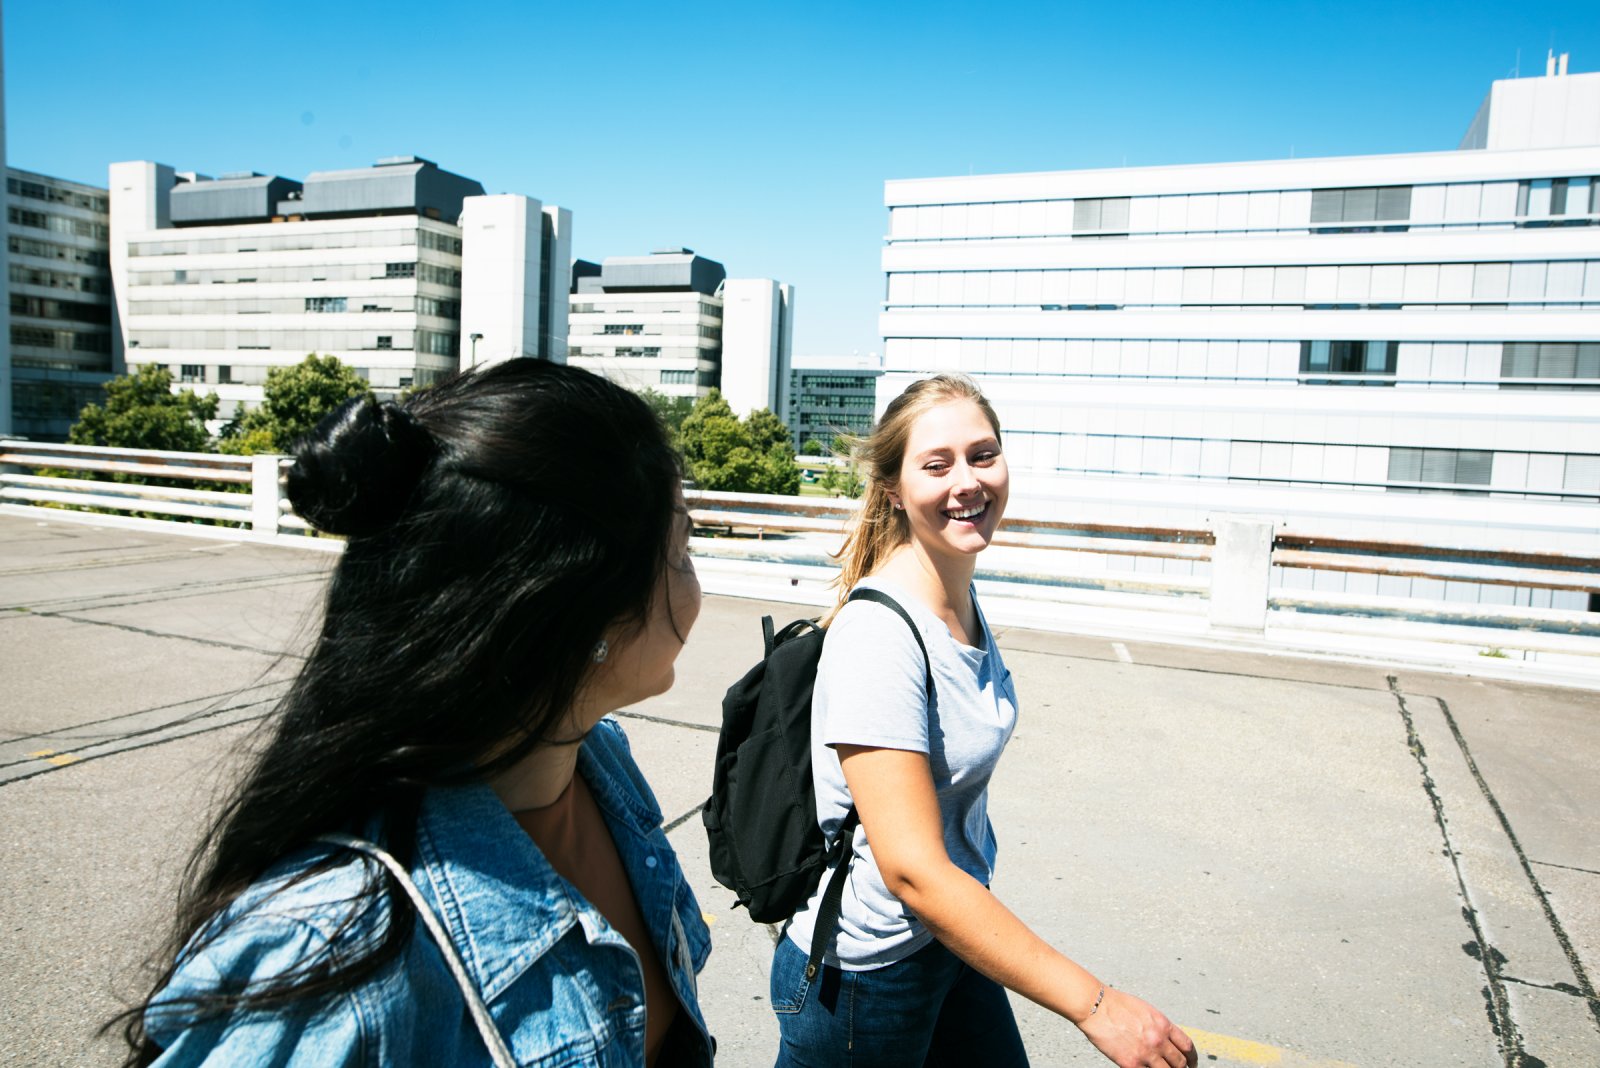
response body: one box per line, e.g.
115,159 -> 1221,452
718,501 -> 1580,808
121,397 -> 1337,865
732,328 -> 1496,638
110,156 -> 569,423
7,168 -> 115,440
568,250 -> 726,400
568,250 -> 794,412
787,352 -> 882,450
881,59 -> 1600,610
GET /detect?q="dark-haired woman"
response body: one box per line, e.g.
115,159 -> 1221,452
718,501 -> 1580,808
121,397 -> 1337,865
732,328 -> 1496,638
117,359 -> 713,1066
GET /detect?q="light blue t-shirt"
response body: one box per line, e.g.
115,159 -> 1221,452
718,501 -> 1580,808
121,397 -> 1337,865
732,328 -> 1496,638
784,576 -> 1020,970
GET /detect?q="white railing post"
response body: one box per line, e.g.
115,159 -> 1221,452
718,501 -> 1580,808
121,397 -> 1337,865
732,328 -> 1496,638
250,455 -> 283,535
1208,515 -> 1276,632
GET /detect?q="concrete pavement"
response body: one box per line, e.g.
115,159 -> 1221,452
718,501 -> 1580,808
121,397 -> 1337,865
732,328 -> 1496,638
2,513 -> 1597,1066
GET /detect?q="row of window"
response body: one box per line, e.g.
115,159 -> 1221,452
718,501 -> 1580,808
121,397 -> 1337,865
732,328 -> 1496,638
11,378 -> 109,421
884,260 -> 1600,308
10,264 -> 110,295
7,176 -> 109,213
569,322 -> 721,339
130,226 -> 464,258
887,178 -> 1598,241
417,229 -> 464,255
11,294 -> 112,325
10,234 -> 110,267
11,324 -> 111,354
659,369 -> 718,386
127,329 -> 458,353
162,362 -> 449,391
882,336 -> 1600,386
569,300 -> 722,317
792,374 -> 877,391
8,206 -> 109,241
126,295 -> 463,319
131,261 -> 463,287
796,394 -> 876,410
1004,433 -> 1598,500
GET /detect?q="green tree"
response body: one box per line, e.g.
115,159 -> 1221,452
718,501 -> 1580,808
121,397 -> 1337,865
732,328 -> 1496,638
638,389 -> 695,447
677,390 -> 800,495
800,437 -> 828,456
68,364 -> 217,453
219,354 -> 370,455
820,458 -> 866,499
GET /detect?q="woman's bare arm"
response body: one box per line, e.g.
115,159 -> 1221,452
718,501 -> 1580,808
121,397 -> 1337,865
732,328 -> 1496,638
837,744 -> 1197,1068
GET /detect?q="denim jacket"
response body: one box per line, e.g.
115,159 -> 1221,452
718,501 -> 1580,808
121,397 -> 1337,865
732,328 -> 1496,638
146,718 -> 714,1066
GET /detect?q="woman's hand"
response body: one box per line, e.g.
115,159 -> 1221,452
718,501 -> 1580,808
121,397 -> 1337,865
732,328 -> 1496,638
1078,988 -> 1197,1068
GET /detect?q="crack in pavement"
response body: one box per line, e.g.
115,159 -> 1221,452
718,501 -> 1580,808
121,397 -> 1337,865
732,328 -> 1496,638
1386,676 -> 1527,1067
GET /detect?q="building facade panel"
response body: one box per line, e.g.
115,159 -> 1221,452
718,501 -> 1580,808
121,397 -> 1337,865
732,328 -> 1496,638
880,68 -> 1600,609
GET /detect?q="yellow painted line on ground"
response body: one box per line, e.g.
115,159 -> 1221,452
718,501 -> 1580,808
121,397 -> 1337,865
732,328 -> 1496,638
1184,1026 -> 1359,1068
26,748 -> 80,767
702,912 -> 717,925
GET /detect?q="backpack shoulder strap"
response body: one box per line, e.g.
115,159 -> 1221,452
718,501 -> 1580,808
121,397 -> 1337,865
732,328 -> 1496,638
804,587 -> 935,981
317,833 -> 517,1068
844,586 -> 933,697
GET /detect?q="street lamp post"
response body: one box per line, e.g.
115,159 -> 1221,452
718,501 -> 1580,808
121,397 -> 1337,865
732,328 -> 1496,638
469,333 -> 483,365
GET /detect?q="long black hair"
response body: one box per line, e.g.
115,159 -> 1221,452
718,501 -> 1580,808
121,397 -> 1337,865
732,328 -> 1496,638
114,358 -> 682,1063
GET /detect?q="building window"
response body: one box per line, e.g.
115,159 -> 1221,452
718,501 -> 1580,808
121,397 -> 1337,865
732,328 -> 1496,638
218,365 -> 236,385
1387,448 -> 1493,494
1501,342 -> 1600,387
1516,177 -> 1597,226
603,324 -> 646,335
660,369 -> 696,385
376,336 -> 392,349
398,376 -> 414,389
305,296 -> 348,313
1310,186 -> 1411,232
1299,340 -> 1398,384
1073,197 -> 1130,238
179,364 -> 204,383
384,262 -> 416,279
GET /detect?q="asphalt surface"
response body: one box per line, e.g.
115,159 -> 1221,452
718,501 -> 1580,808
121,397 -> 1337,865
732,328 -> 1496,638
2,514 -> 1597,1067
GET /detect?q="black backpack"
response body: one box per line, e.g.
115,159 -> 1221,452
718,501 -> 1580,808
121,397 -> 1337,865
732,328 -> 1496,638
702,587 -> 931,981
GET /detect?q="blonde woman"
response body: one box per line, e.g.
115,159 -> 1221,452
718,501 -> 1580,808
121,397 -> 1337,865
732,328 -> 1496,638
771,374 -> 1196,1068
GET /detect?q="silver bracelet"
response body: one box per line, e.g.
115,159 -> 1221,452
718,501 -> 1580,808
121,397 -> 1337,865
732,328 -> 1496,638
1088,986 -> 1106,1016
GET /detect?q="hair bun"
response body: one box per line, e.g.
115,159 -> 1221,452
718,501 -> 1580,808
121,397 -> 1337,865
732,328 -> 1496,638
286,395 -> 435,538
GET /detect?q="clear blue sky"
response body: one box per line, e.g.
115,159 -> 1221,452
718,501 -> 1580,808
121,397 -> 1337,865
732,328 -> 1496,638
6,1 -> 1597,356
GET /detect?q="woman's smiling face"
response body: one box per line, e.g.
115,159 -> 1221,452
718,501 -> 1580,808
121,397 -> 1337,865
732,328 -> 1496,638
889,398 -> 1009,561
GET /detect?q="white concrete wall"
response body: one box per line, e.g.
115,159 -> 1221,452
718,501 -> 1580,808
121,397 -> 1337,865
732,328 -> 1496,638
720,277 -> 785,416
1481,70 -> 1600,151
879,125 -> 1600,581
109,161 -> 177,375
543,206 -> 571,363
459,193 -> 543,367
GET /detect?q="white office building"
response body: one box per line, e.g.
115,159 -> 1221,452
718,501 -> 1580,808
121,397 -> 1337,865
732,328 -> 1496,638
882,60 -> 1600,610
568,250 -> 726,399
568,250 -> 793,410
6,168 -> 115,440
110,156 -> 570,422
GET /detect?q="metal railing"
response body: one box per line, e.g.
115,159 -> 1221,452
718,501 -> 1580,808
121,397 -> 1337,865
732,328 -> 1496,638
4,442 -> 1596,647
0,440 -> 309,543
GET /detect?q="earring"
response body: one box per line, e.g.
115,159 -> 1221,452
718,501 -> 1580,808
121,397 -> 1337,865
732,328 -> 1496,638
892,500 -> 904,510
592,639 -> 609,664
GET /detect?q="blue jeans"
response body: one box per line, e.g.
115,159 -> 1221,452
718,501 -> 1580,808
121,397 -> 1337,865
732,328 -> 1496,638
770,935 -> 1030,1068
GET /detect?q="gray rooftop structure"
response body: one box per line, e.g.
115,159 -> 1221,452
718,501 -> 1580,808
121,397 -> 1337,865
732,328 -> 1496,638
295,156 -> 486,224
170,172 -> 302,227
597,249 -> 726,295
